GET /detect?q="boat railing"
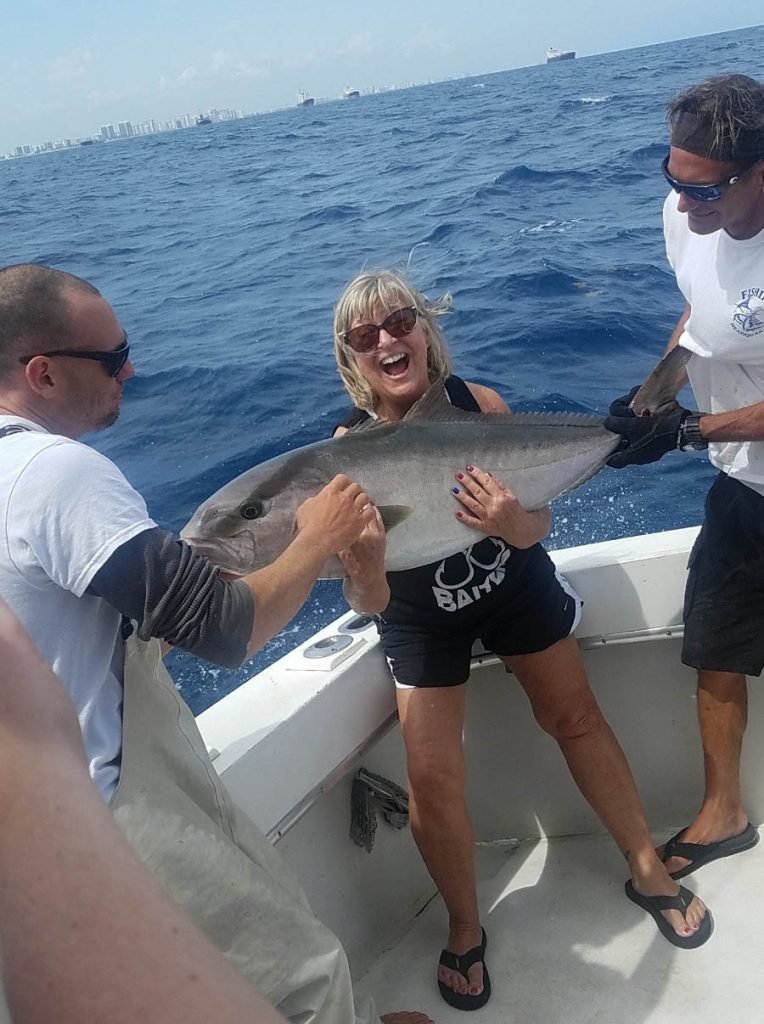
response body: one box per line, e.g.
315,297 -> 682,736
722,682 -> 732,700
197,527 -> 701,845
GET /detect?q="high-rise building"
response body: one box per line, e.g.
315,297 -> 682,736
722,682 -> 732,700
100,125 -> 116,140
117,121 -> 134,138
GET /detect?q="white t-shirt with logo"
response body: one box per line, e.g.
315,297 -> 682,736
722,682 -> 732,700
664,192 -> 764,494
0,416 -> 156,799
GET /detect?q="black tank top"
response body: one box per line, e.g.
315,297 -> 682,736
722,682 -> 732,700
337,376 -> 543,628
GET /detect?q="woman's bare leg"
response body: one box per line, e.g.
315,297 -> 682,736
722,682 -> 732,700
397,683 -> 485,997
504,636 -> 707,938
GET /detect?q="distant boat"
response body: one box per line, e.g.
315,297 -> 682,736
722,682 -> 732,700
296,90 -> 315,108
342,86 -> 360,99
546,47 -> 576,63
79,138 -> 95,146
195,114 -> 212,126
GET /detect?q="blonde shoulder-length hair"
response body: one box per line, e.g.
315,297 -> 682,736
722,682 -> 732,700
333,269 -> 453,412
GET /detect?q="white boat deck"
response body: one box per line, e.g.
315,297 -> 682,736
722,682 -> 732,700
199,528 -> 764,1023
356,829 -> 762,1022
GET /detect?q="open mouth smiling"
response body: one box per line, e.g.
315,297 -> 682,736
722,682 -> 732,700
381,352 -> 410,376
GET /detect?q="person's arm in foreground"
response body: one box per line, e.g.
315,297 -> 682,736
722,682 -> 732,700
0,601 -> 287,1024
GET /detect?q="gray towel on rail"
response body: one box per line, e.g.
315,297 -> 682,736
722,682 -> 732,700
349,768 -> 409,853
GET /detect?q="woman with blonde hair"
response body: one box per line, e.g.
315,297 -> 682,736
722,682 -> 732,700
332,269 -> 711,1011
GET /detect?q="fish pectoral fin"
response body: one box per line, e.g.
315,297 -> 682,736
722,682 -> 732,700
377,505 -> 413,531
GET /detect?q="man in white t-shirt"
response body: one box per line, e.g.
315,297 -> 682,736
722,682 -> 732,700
0,264 -> 375,803
605,74 -> 764,881
0,263 -> 429,1024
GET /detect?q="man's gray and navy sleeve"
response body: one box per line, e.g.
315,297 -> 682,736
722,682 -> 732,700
89,527 -> 254,668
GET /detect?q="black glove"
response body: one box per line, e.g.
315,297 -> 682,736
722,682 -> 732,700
605,387 -> 690,468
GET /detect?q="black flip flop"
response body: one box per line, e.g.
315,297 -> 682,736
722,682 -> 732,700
437,928 -> 491,1011
661,822 -> 759,880
625,880 -> 713,949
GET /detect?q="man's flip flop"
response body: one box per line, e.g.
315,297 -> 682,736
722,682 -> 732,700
625,880 -> 713,949
437,928 -> 491,1011
661,822 -> 759,880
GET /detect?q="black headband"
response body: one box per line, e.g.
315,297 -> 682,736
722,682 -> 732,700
670,112 -> 735,161
670,110 -> 764,164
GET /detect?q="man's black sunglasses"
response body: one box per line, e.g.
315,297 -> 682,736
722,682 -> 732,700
19,333 -> 130,378
661,154 -> 754,202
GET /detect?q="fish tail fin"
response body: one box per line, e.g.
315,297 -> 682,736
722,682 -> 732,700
630,345 -> 691,416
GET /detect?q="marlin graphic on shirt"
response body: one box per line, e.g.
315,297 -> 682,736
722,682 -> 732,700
732,288 -> 764,337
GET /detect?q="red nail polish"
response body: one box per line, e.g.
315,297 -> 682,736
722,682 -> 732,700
455,472 -> 464,480
466,465 -> 475,472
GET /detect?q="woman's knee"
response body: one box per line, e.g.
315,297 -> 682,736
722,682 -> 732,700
532,692 -> 604,741
406,750 -> 466,801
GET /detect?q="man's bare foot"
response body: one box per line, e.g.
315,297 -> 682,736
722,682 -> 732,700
658,813 -> 750,878
381,1014 -> 434,1023
437,924 -> 484,998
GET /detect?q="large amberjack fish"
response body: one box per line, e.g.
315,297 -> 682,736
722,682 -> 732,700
181,383 -> 625,578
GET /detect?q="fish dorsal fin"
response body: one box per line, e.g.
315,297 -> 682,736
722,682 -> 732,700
378,505 -> 413,531
345,416 -> 388,434
402,380 -> 456,421
403,382 -> 605,429
489,411 -> 606,428
343,381 -> 477,432
347,384 -> 606,430
401,380 -> 505,424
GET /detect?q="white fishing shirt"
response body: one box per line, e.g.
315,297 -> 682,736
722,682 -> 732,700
664,193 -> 764,495
0,415 -> 156,799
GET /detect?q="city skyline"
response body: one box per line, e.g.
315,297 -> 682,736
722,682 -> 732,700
1,76 -> 468,160
2,1 -> 762,154
3,106 -> 245,160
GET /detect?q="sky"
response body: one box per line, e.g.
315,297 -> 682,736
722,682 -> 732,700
1,1 -> 762,153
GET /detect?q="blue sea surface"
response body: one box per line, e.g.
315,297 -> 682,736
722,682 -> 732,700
4,26 -> 763,712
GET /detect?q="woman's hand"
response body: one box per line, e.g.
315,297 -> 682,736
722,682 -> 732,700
452,464 -> 551,548
339,506 -> 390,613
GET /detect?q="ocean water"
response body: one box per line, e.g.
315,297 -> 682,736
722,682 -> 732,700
4,25 -> 763,712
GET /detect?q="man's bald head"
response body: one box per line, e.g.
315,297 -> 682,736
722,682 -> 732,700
0,264 -> 100,383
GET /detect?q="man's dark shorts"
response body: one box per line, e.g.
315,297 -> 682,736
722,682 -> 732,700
683,472 -> 764,677
378,547 -> 582,688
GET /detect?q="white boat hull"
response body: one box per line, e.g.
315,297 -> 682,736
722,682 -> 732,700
197,526 -> 764,1017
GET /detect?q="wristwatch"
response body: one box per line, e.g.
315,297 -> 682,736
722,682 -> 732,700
678,412 -> 709,452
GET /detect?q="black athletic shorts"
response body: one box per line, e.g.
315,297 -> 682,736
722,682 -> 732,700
378,544 -> 582,688
682,472 -> 764,676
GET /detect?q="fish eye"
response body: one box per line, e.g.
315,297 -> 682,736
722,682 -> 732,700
239,500 -> 263,521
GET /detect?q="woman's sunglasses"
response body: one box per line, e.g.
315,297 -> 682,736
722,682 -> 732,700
661,154 -> 750,202
19,333 -> 130,378
343,306 -> 418,353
